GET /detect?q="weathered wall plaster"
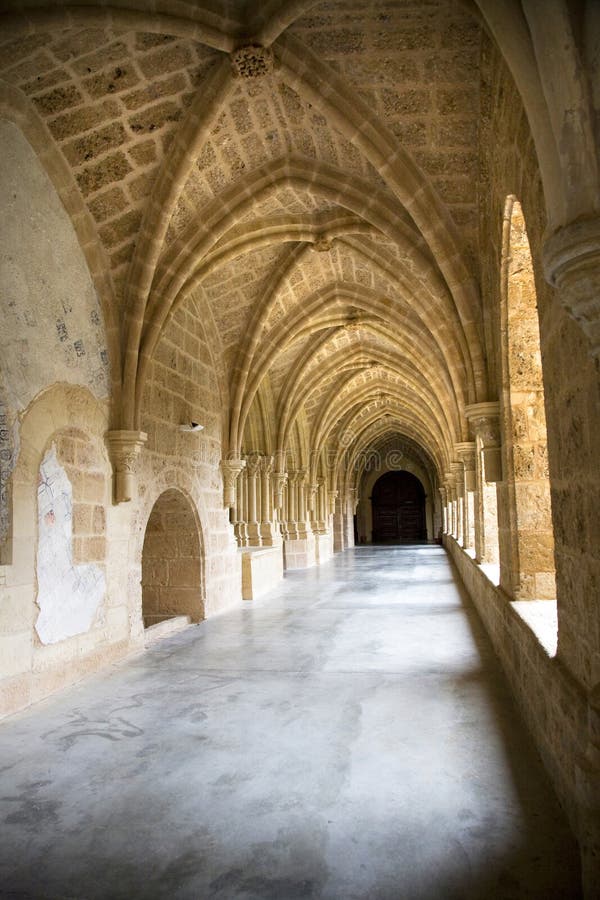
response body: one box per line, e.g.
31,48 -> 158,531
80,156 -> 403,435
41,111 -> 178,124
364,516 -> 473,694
35,445 -> 105,644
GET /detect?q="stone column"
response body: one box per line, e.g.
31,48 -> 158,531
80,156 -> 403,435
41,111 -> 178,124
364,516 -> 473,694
446,472 -> 456,541
280,479 -> 290,541
328,490 -> 338,517
238,467 -> 249,546
308,480 -> 319,534
438,486 -> 448,535
450,462 -> 465,545
466,402 -> 501,564
332,493 -> 344,553
245,454 -> 262,546
296,468 -> 309,539
259,455 -> 276,546
271,472 -> 287,518
317,477 -> 327,533
105,430 -> 147,504
287,470 -> 298,540
456,442 -> 476,550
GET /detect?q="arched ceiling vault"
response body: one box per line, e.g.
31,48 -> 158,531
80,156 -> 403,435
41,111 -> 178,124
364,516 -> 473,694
5,0 -> 571,485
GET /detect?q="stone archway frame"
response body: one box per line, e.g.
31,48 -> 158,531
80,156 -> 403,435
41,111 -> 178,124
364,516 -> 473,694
361,464 -> 434,543
276,339 -> 459,456
5,384 -> 112,703
132,466 -> 210,636
140,486 -> 205,627
232,276 -> 470,457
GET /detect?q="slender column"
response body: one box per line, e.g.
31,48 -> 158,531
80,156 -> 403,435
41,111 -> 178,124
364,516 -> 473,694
241,468 -> 250,546
438,486 -> 448,535
308,481 -> 319,534
287,471 -> 298,539
245,454 -> 262,546
317,477 -> 327,533
259,455 -> 276,545
456,442 -> 476,550
296,469 -> 310,539
444,474 -> 457,539
450,462 -> 465,545
332,493 -> 344,552
328,490 -> 338,517
272,471 -> 287,520
280,481 -> 290,540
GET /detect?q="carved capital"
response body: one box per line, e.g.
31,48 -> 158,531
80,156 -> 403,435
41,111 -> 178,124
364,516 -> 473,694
272,472 -> 288,510
328,489 -> 338,515
105,430 -> 147,504
231,44 -> 274,78
450,461 -> 465,498
465,402 -> 500,444
245,452 -> 261,477
259,455 -> 274,475
444,472 -> 456,499
455,441 -> 477,491
221,458 -> 246,508
543,216 -> 600,357
465,402 -> 502,482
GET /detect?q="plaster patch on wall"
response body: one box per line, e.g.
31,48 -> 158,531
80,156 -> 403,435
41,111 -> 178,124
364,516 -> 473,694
35,445 -> 105,645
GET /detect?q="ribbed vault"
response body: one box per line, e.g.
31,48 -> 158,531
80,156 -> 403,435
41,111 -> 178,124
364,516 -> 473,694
0,0 -> 511,507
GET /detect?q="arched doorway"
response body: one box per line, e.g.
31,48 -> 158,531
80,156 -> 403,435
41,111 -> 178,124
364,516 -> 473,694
141,489 -> 204,627
371,471 -> 426,543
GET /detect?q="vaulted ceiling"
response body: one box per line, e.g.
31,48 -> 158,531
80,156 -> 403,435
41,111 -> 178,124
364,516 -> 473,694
1,0 -> 495,486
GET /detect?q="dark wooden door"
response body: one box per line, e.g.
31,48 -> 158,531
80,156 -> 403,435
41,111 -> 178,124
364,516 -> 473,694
371,471 -> 426,543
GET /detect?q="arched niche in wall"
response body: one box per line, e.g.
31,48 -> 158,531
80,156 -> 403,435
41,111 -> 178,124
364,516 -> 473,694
141,489 -> 205,628
0,118 -> 110,563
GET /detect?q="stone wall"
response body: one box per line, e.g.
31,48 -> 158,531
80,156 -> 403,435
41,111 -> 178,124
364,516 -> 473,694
479,34 -> 600,691
138,293 -> 240,618
445,536 -> 586,844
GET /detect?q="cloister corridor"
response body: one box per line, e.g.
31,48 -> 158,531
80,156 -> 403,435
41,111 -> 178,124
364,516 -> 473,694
0,546 -> 580,899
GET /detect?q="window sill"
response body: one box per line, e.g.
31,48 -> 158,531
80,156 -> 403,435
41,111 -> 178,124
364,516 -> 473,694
511,599 -> 558,657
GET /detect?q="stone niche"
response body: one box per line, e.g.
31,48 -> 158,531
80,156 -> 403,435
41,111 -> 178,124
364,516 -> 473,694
141,488 -> 204,627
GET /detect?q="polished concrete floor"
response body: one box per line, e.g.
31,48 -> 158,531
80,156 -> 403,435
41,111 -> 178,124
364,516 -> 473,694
0,546 -> 581,899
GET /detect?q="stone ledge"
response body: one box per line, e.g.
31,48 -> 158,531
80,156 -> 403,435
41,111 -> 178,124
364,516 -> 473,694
241,545 -> 284,601
143,615 -> 191,647
512,600 -> 558,658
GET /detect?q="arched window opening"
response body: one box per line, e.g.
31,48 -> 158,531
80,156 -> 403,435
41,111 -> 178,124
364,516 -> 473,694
499,197 -> 555,600
478,447 -> 500,568
371,471 -> 427,544
141,489 -> 204,628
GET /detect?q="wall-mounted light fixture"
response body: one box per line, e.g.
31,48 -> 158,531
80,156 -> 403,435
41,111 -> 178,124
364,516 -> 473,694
179,422 -> 204,432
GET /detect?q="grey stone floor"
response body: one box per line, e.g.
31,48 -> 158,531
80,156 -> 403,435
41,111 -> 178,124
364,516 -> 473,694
0,546 -> 581,899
